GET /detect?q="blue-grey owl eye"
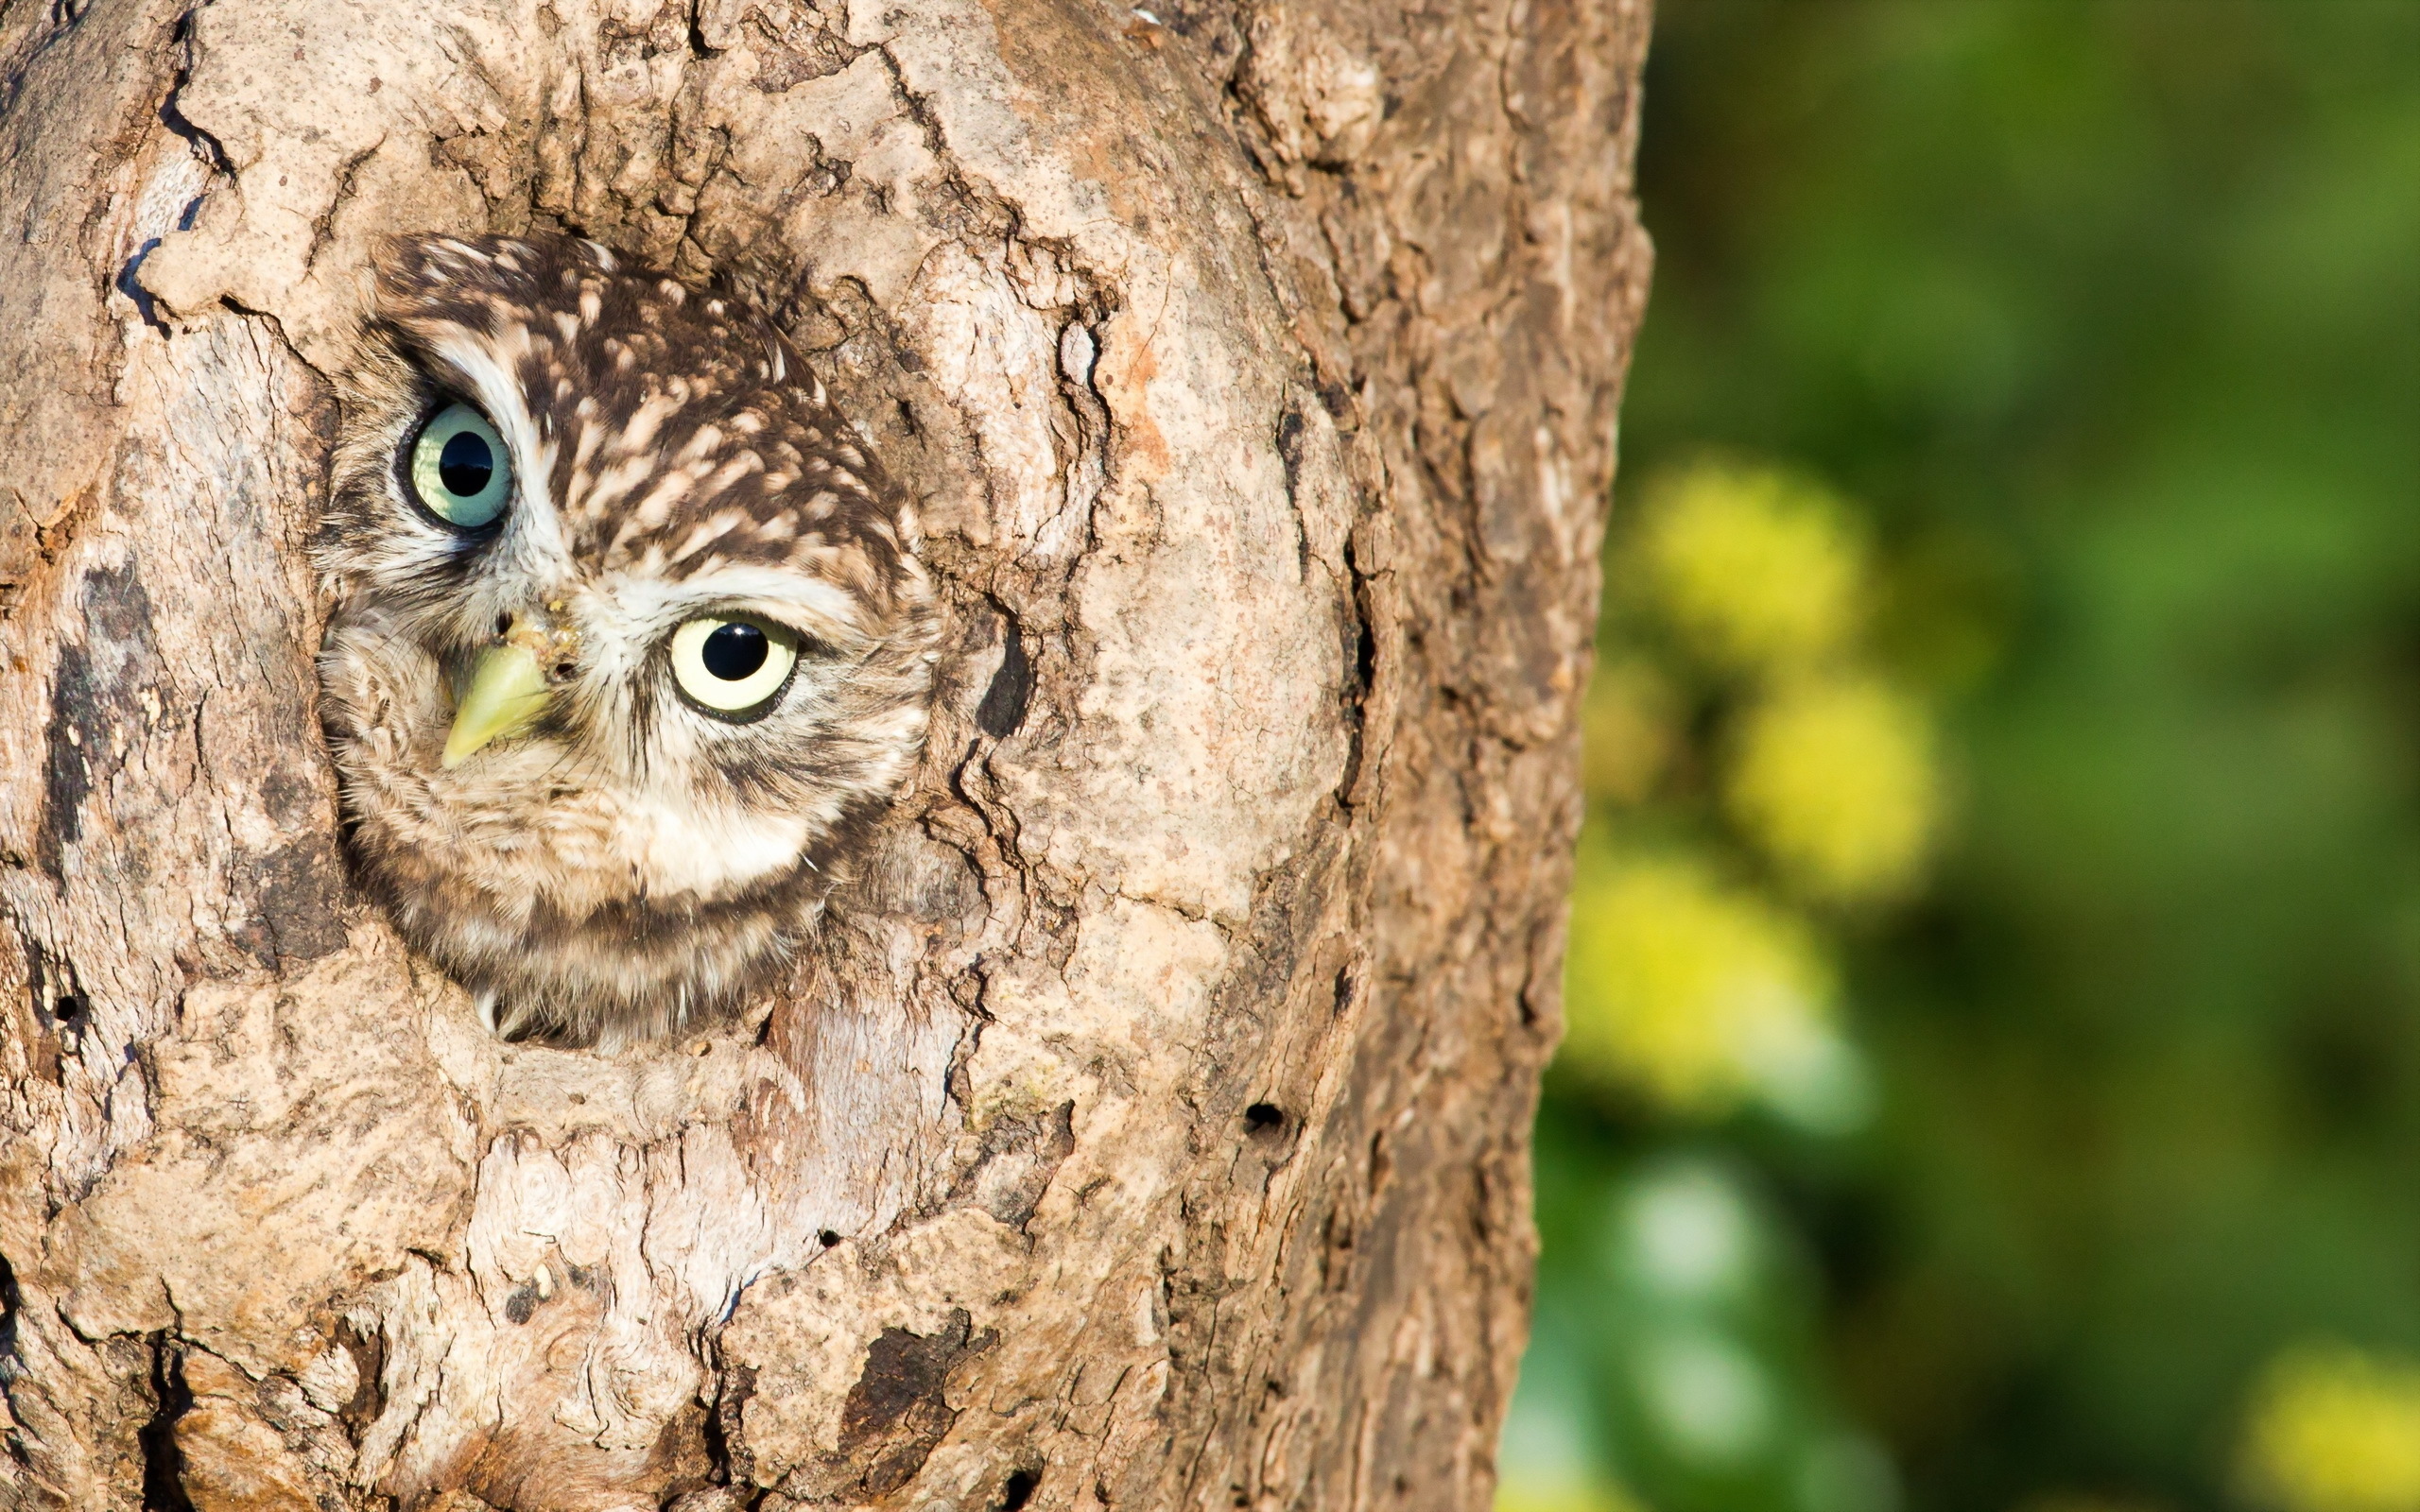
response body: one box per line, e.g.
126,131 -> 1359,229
408,402 -> 513,528
669,615 -> 800,719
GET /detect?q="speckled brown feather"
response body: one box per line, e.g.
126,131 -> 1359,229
372,234 -> 912,598
318,232 -> 938,1048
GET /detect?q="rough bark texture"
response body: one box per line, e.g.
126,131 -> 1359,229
0,0 -> 1650,1507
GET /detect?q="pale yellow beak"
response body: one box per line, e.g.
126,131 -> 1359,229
441,642 -> 553,768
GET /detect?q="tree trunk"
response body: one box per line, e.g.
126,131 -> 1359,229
0,0 -> 1650,1506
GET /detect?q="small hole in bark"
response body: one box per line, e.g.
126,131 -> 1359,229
977,610 -> 1032,738
819,1229 -> 842,1248
335,1319 -> 387,1433
997,1467 -> 1041,1510
1244,1103 -> 1285,1136
53,994 -> 84,1023
138,1338 -> 194,1512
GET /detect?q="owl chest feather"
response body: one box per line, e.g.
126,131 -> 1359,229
433,759 -> 817,911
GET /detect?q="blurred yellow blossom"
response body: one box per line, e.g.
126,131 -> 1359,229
2238,1343 -> 2420,1512
1724,677 -> 1940,907
1495,1486 -> 1650,1512
1561,856 -> 1840,1119
1637,462 -> 1866,677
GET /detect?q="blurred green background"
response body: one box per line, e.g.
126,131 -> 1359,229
1500,3 -> 2420,1510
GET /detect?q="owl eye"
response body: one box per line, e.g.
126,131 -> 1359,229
407,402 -> 513,528
668,615 -> 800,719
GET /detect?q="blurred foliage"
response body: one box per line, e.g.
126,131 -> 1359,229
1513,451 -> 1928,1511
1503,3 -> 2420,1511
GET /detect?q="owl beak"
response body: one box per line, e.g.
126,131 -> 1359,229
442,642 -> 553,768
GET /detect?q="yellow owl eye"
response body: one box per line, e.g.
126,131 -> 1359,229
408,402 -> 513,528
669,615 -> 800,718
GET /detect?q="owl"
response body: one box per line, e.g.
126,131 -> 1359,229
317,232 -> 938,1048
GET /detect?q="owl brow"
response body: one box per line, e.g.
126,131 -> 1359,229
686,589 -> 871,650
649,602 -> 841,661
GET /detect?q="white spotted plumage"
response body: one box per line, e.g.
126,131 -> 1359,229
317,232 -> 938,1048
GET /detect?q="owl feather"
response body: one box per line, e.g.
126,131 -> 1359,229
317,232 -> 938,1048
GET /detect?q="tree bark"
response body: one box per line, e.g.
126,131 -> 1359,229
0,0 -> 1650,1507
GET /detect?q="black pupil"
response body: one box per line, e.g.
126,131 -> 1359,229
437,428 -> 494,497
702,623 -> 769,681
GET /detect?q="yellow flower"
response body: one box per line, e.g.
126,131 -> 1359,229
1560,856 -> 1840,1120
1635,462 -> 1866,677
2239,1343 -> 2420,1512
1724,677 -> 1940,907
1495,1486 -> 1649,1512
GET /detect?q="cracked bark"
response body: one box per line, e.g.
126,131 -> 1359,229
0,0 -> 1651,1507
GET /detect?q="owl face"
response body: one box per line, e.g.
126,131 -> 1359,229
318,233 -> 937,1047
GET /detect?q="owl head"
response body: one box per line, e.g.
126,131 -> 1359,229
317,233 -> 938,1047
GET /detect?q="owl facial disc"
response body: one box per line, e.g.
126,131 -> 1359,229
317,232 -> 939,1048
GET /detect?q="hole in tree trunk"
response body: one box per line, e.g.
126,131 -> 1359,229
137,1338 -> 193,1512
977,610 -> 1031,737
